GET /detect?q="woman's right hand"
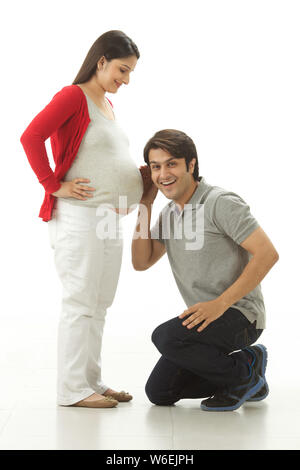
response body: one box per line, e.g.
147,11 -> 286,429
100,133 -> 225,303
52,178 -> 96,200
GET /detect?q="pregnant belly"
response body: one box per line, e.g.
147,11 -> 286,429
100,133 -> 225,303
115,165 -> 144,213
63,157 -> 144,212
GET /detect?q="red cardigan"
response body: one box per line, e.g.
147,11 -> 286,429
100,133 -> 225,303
20,85 -> 113,222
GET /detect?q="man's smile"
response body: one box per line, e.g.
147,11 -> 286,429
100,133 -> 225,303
160,179 -> 176,187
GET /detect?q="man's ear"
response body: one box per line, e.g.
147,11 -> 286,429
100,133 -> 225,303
189,158 -> 196,174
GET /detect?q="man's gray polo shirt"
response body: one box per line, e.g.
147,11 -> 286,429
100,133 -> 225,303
151,177 -> 266,329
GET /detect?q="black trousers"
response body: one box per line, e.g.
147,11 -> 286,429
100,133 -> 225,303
145,307 -> 263,405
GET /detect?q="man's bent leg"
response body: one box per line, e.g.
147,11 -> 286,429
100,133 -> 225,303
151,307 -> 262,390
145,356 -> 218,405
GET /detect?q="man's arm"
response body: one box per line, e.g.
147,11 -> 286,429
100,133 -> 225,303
131,199 -> 166,271
217,226 -> 279,310
132,168 -> 166,270
179,226 -> 279,332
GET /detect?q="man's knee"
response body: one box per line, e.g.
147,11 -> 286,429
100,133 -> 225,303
151,323 -> 166,348
145,380 -> 176,406
151,318 -> 179,353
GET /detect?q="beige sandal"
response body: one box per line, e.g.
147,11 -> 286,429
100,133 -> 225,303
72,394 -> 118,408
104,390 -> 133,402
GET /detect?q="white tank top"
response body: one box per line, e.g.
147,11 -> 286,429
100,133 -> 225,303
61,91 -> 143,210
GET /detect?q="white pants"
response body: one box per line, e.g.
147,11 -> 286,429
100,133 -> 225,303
48,199 -> 123,406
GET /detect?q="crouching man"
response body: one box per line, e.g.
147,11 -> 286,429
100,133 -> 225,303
132,129 -> 279,411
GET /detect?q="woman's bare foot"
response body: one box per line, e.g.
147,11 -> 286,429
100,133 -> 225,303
83,393 -> 106,401
103,388 -> 117,396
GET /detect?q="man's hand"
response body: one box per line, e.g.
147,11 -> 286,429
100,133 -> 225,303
178,299 -> 227,333
139,165 -> 158,205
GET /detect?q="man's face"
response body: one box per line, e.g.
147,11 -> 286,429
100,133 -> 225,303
148,148 -> 196,203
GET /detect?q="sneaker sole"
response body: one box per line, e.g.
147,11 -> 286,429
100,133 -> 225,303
246,344 -> 269,402
200,375 -> 265,412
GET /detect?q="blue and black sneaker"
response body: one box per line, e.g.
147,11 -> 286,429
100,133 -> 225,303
200,362 -> 264,412
243,344 -> 269,402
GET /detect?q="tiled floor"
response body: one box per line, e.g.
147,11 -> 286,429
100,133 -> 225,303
0,312 -> 299,450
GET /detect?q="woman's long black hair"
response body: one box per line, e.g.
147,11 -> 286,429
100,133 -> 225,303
72,30 -> 140,85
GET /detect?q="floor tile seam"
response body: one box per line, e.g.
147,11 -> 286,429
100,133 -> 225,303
172,431 -> 300,440
169,407 -> 176,450
0,432 -> 174,440
0,410 -> 14,437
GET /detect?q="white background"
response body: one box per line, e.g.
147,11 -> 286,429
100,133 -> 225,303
2,0 -> 300,383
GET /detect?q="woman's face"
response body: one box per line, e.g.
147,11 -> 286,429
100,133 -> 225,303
96,55 -> 138,93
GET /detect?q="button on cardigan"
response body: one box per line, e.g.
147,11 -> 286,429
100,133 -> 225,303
20,84 -> 113,222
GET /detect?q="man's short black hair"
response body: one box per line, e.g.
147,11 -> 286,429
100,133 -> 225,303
143,129 -> 200,181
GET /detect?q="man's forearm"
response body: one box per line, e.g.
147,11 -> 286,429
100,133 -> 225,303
217,252 -> 279,311
131,201 -> 153,270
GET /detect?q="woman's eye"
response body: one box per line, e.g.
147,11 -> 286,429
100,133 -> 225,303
120,69 -> 126,73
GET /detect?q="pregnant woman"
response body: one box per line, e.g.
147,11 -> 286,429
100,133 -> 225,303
20,30 -> 144,408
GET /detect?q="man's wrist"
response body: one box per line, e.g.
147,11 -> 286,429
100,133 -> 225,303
139,200 -> 153,208
216,295 -> 232,312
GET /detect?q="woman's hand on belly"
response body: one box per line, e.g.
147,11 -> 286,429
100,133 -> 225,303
52,178 -> 96,200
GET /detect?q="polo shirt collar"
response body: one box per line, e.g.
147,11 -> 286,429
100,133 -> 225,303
172,176 -> 207,216
185,176 -> 207,206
